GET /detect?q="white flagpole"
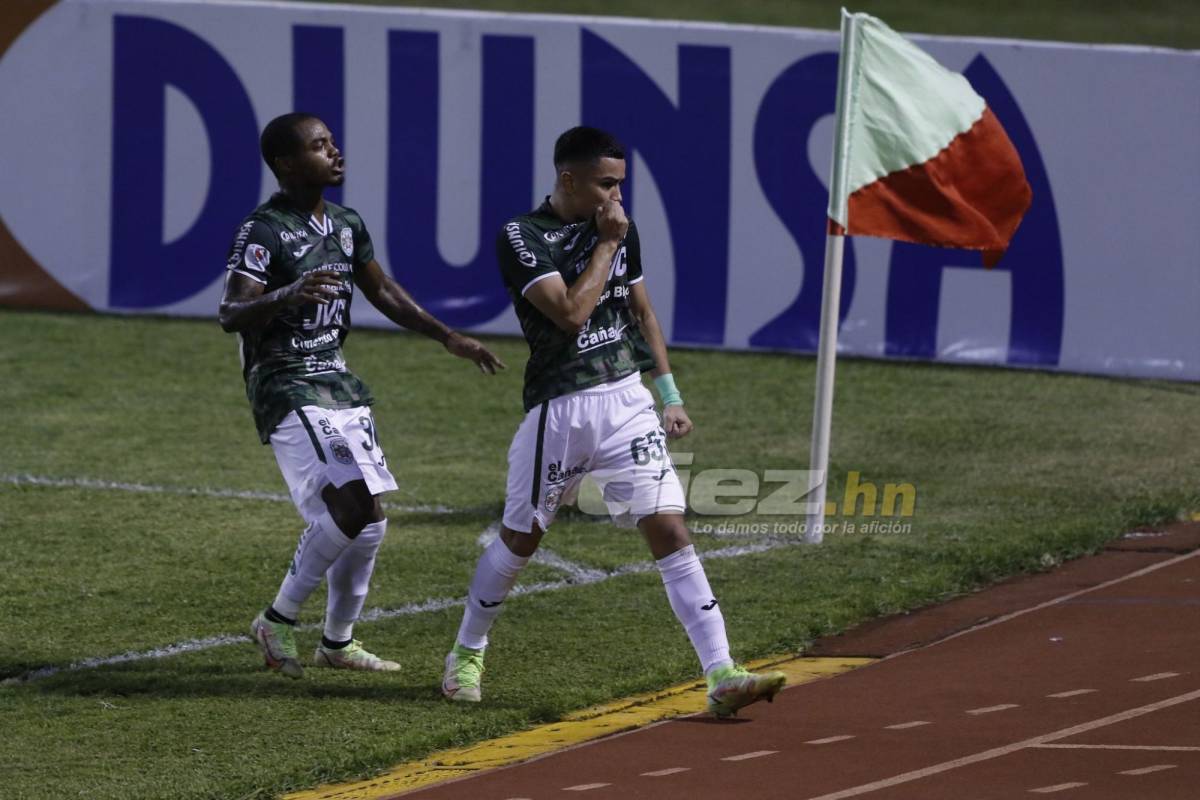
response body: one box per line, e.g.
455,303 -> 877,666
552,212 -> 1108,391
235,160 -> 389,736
805,10 -> 859,544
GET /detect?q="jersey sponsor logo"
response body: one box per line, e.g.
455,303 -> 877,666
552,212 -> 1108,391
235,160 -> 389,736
303,297 -> 347,331
244,243 -> 270,272
543,222 -> 581,243
503,222 -> 537,268
279,230 -> 309,243
303,353 -> 347,373
292,243 -> 315,258
227,220 -> 255,267
339,227 -> 354,258
328,436 -> 355,465
596,284 -> 630,305
546,460 -> 585,485
610,245 -> 628,278
290,330 -> 340,351
576,320 -> 628,354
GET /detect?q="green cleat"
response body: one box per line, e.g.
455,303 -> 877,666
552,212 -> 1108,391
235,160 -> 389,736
706,664 -> 786,719
250,612 -> 304,679
313,640 -> 400,672
441,643 -> 485,702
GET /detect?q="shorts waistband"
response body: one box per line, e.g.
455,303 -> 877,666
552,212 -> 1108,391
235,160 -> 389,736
567,372 -> 643,398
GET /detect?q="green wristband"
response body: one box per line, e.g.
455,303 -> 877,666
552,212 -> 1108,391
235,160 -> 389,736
653,373 -> 683,407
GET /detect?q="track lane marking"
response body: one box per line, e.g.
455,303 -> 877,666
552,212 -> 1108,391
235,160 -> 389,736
641,767 -> 690,777
1118,764 -> 1177,775
800,688 -> 1200,800
1131,672 -> 1181,682
891,549 -> 1200,659
966,704 -> 1019,715
884,721 -> 930,730
563,783 -> 609,791
1034,744 -> 1200,752
1029,783 -> 1087,794
722,750 -> 778,761
805,735 -> 856,745
1046,689 -> 1096,698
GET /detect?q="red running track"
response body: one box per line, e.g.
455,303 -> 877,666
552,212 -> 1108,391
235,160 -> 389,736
401,525 -> 1200,800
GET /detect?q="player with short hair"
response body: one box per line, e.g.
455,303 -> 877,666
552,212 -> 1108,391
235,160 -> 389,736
441,126 -> 784,717
220,112 -> 504,679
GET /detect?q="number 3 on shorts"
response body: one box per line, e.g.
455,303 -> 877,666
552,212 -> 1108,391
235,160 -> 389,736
359,415 -> 385,467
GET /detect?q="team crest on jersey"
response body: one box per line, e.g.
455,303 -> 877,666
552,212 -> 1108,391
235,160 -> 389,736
339,227 -> 354,258
329,436 -> 355,465
543,485 -> 563,513
244,243 -> 270,272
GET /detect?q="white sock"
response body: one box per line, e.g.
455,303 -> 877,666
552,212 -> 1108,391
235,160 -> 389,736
455,536 -> 530,650
272,511 -> 353,620
323,518 -> 387,642
657,545 -> 733,675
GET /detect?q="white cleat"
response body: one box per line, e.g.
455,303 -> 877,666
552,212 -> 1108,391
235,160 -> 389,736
442,644 -> 485,702
313,640 -> 400,672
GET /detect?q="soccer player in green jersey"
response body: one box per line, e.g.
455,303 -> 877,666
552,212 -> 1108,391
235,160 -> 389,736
441,127 -> 785,717
220,113 -> 504,678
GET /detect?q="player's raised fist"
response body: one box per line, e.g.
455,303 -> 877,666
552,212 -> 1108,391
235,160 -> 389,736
596,200 -> 628,243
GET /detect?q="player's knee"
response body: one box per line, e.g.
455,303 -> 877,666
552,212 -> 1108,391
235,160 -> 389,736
500,523 -> 543,558
640,513 -> 691,556
322,481 -> 379,538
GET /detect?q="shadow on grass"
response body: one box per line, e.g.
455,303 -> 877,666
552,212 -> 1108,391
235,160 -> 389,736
17,663 -> 539,708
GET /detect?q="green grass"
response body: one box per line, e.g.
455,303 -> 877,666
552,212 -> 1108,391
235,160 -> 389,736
1,310 -> 1197,799
278,0 -> 1200,49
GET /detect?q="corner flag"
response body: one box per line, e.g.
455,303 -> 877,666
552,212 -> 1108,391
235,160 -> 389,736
806,11 -> 1032,542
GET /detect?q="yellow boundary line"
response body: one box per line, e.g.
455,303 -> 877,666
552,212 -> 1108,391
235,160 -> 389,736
285,655 -> 873,800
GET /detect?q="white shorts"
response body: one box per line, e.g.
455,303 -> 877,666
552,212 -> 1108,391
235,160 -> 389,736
270,405 -> 398,525
503,373 -> 687,533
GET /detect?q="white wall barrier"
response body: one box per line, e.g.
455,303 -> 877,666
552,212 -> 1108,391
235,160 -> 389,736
1,0 -> 1197,379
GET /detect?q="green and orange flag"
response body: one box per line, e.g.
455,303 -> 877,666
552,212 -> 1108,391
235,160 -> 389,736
827,11 -> 1032,266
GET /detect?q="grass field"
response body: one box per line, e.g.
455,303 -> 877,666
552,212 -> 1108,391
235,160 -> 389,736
1,309 -> 1198,799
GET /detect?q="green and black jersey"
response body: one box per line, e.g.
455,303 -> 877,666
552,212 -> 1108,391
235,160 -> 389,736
497,199 -> 654,411
225,193 -> 376,443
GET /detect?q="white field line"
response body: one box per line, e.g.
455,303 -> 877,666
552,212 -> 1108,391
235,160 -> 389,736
2,535 -> 791,685
476,521 -> 607,582
8,473 -> 765,584
2,473 -> 457,514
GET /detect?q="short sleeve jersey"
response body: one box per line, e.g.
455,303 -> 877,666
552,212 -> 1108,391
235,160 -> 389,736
497,199 -> 654,411
225,193 -> 376,442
